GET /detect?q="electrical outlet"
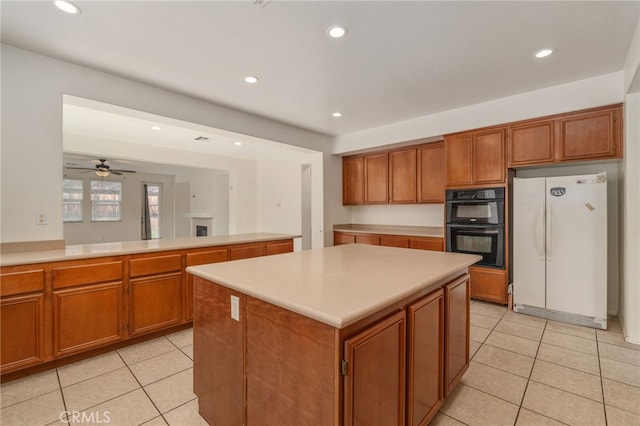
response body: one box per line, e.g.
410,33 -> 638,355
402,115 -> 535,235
36,212 -> 47,225
230,295 -> 240,321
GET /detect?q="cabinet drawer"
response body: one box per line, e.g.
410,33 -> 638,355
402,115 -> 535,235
381,236 -> 410,248
334,232 -> 356,245
410,238 -> 443,252
186,249 -> 228,267
229,244 -> 265,260
355,234 -> 380,245
1,269 -> 45,296
265,240 -> 294,256
129,254 -> 182,278
53,261 -> 123,289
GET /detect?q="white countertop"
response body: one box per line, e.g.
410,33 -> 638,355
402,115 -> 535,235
188,244 -> 480,329
333,224 -> 444,238
0,233 -> 298,267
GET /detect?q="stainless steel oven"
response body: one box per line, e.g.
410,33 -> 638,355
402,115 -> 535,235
445,187 -> 505,268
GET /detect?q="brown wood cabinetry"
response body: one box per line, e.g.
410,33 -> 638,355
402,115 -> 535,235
343,156 -> 365,205
0,268 -> 47,373
417,142 -> 445,203
409,237 -> 444,252
365,153 -> 389,204
52,260 -> 125,356
444,275 -> 470,396
507,104 -> 623,167
469,266 -> 507,304
334,232 -> 356,245
229,243 -> 265,260
334,230 -> 444,252
344,311 -> 406,426
380,236 -> 410,248
355,234 -> 381,245
389,148 -> 417,204
0,237 -> 294,378
407,289 -> 444,426
342,141 -> 445,206
445,128 -> 506,188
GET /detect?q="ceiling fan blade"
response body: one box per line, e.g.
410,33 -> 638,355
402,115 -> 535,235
111,171 -> 123,176
112,169 -> 136,173
65,166 -> 97,171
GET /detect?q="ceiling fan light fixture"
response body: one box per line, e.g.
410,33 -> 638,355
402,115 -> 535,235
54,0 -> 81,15
95,170 -> 110,177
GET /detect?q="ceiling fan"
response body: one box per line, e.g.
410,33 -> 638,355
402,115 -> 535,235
65,159 -> 137,177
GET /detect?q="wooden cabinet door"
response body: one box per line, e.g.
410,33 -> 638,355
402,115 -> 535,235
407,289 -> 444,426
470,266 -> 507,304
344,311 -> 406,426
1,293 -> 46,372
53,282 -> 125,356
473,129 -> 505,184
130,273 -> 182,336
389,149 -> 417,204
445,135 -> 473,187
365,153 -> 389,204
444,275 -> 470,396
417,142 -> 445,203
508,120 -> 555,167
559,107 -> 622,161
343,156 -> 365,205
265,240 -> 294,256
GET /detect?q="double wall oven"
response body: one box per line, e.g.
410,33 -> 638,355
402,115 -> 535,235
446,187 -> 505,269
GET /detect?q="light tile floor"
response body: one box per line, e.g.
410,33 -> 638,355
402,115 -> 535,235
1,301 -> 638,425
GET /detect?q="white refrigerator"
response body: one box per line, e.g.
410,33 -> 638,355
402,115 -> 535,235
513,173 -> 607,329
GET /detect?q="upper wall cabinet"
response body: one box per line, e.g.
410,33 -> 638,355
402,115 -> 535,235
507,104 -> 623,168
417,142 -> 445,203
342,142 -> 445,206
365,153 -> 390,204
389,148 -> 417,204
343,156 -> 365,205
445,128 -> 506,188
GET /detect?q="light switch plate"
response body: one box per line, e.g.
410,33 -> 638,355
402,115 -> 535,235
230,295 -> 240,321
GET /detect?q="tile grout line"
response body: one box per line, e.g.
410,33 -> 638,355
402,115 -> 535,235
55,368 -> 70,426
596,328 -> 609,426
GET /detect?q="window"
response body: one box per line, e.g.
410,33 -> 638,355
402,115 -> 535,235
91,180 -> 122,221
63,179 -> 83,222
145,184 -> 161,239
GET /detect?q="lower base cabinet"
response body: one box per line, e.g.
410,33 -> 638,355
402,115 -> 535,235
1,293 -> 46,370
469,266 -> 507,304
129,273 -> 182,336
53,282 -> 125,356
194,273 -> 469,426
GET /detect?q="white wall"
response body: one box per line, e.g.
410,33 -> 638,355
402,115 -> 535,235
333,72 -> 625,155
516,163 -> 621,316
212,172 -> 230,236
63,170 -> 175,244
1,45 -> 335,244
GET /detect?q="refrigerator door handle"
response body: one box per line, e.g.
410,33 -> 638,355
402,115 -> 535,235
546,203 -> 552,261
536,204 -> 545,260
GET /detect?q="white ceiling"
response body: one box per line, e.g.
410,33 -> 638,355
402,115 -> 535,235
2,1 -> 638,138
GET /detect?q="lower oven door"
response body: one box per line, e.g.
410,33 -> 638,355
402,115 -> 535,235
446,225 -> 504,268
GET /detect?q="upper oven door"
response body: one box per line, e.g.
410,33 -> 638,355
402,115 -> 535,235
446,199 -> 504,225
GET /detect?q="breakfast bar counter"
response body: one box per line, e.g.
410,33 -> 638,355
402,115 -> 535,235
188,244 -> 480,426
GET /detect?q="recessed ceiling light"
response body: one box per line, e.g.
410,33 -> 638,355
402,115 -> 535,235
151,126 -> 162,131
54,0 -> 81,14
234,142 -> 243,146
328,26 -> 347,39
332,112 -> 343,118
244,76 -> 259,84
535,49 -> 553,58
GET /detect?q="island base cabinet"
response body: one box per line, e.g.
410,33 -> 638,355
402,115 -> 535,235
344,311 -> 406,426
0,294 -> 46,371
407,289 -> 444,426
444,275 -> 470,396
53,282 -> 125,357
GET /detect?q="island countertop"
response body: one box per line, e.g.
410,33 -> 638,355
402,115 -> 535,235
0,233 -> 299,266
187,244 -> 480,329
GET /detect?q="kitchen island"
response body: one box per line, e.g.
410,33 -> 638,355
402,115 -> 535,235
188,244 -> 480,426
